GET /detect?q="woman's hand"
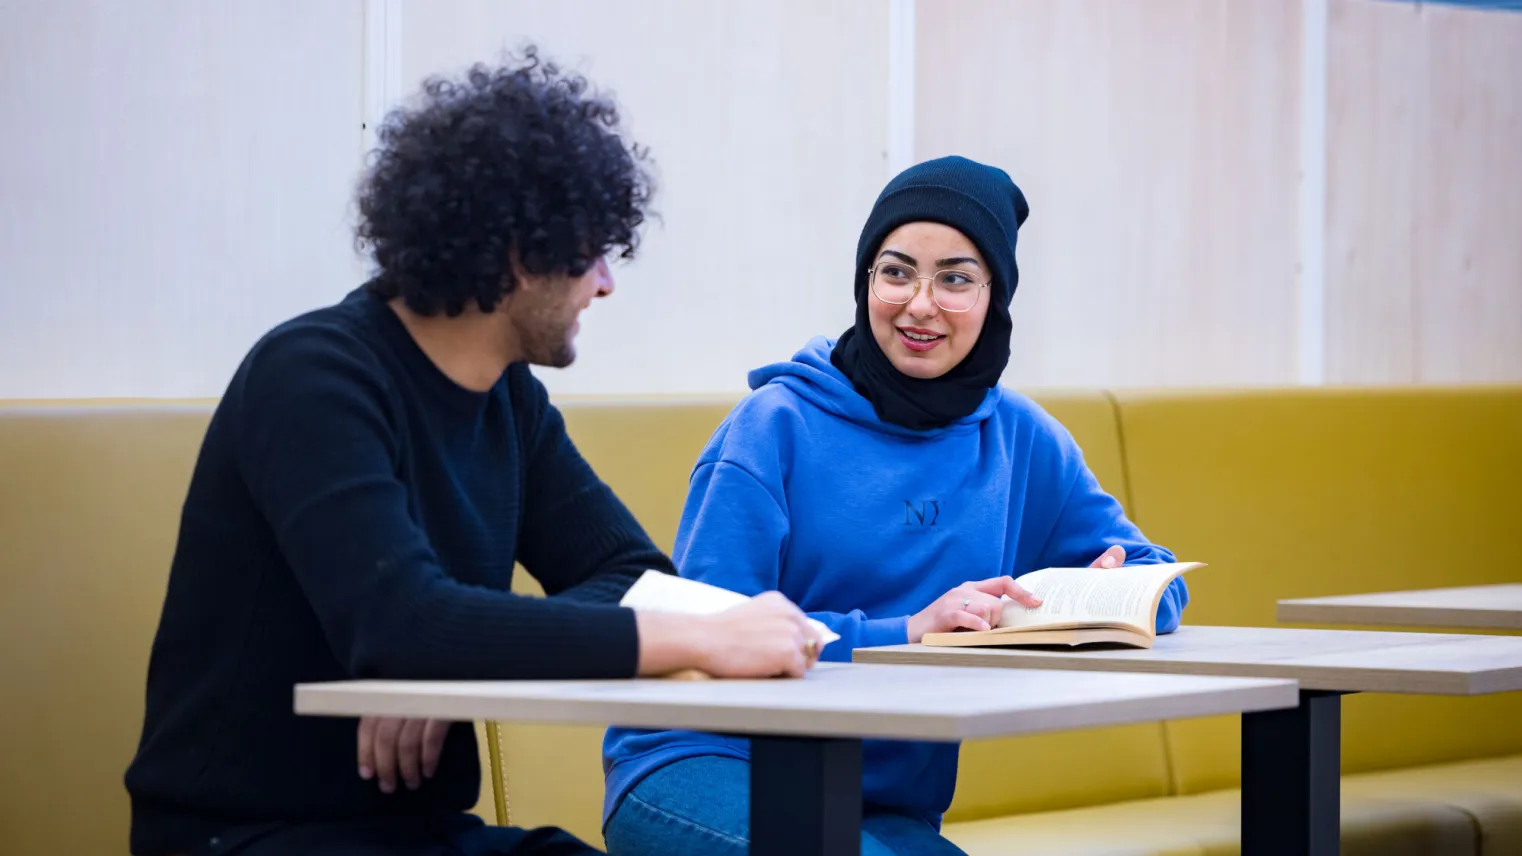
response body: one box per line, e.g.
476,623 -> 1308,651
1090,545 -> 1126,568
907,577 -> 1042,643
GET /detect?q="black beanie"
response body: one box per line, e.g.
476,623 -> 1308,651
831,155 -> 1030,431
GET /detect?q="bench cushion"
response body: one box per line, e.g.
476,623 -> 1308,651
0,402 -> 215,856
1346,753 -> 1522,855
1113,388 -> 1522,793
944,776 -> 1483,856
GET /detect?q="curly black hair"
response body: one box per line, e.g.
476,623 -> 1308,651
356,46 -> 653,316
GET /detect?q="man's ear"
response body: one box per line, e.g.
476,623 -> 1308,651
503,249 -> 533,296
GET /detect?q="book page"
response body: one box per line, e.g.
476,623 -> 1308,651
997,562 -> 1197,634
618,570 -> 841,647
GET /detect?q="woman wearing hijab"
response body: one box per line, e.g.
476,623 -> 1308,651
600,156 -> 1190,856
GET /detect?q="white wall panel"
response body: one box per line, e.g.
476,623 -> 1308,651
916,0 -> 1304,389
0,0 -> 367,398
395,0 -> 888,396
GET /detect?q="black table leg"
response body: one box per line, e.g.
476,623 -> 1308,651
749,735 -> 862,856
1241,689 -> 1345,856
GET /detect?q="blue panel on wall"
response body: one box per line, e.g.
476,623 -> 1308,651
1381,0 -> 1522,10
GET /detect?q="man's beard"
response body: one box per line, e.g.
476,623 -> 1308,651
519,312 -> 576,368
540,335 -> 575,368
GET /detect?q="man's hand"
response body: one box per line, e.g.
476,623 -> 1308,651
1090,545 -> 1126,568
907,577 -> 1042,643
358,717 -> 450,793
635,591 -> 825,679
697,592 -> 826,677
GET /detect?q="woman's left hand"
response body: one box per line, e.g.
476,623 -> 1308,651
1089,545 -> 1126,568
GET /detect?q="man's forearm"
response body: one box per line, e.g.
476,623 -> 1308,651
552,566 -> 645,605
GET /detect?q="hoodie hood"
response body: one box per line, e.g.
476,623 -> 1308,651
746,336 -> 1000,437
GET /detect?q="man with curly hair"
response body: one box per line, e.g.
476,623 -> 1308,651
123,49 -> 823,856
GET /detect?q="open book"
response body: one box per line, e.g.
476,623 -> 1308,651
620,570 -> 841,650
922,562 -> 1204,649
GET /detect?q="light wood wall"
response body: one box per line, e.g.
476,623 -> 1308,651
0,1 -> 1516,397
918,0 -> 1522,388
1325,0 -> 1522,383
916,0 -> 1304,389
0,1 -> 367,399
380,0 -> 887,398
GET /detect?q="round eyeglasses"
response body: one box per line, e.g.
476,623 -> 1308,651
867,261 -> 989,313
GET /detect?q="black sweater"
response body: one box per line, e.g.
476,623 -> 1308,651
125,287 -> 670,854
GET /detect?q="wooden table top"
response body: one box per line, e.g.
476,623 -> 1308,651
1278,583 -> 1522,630
853,625 -> 1522,695
294,662 -> 1297,743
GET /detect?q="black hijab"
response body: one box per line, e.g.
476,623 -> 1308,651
831,156 -> 1030,431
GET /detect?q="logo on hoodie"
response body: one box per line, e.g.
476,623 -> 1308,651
903,500 -> 941,528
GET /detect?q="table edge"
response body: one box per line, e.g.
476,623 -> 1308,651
292,674 -> 1302,742
851,646 -> 1522,695
1276,601 -> 1522,630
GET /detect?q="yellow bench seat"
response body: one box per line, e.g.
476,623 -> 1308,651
1346,753 -> 1522,855
943,753 -> 1522,856
5,388 -> 1518,855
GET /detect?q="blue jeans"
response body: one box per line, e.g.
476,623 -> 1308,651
604,756 -> 966,856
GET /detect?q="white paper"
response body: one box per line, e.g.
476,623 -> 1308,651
620,570 -> 841,647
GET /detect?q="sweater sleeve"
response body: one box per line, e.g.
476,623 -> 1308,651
673,460 -> 908,660
512,370 -> 677,606
1032,462 -> 1191,635
234,329 -> 641,680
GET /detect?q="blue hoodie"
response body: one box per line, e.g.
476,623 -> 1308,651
601,337 -> 1188,829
